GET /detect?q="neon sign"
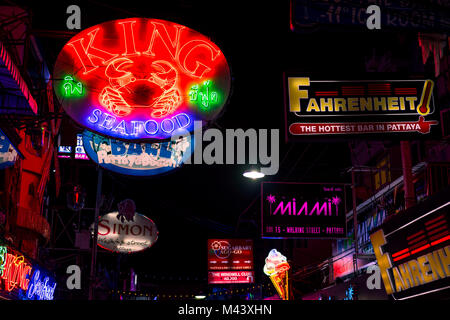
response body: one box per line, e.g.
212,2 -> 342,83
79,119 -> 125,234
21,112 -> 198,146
188,80 -> 221,110
53,18 -> 231,140
285,77 -> 439,140
208,239 -> 254,271
370,196 -> 450,300
0,249 -> 32,292
264,249 -> 290,300
262,183 -> 347,239
82,130 -> 193,176
62,75 -> 84,97
26,269 -> 57,300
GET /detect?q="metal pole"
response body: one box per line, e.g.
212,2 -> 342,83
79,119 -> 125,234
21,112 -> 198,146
89,166 -> 103,300
351,168 -> 358,275
400,141 -> 416,210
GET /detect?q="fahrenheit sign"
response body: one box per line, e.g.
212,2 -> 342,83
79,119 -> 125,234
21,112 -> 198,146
370,193 -> 450,300
285,77 -> 438,140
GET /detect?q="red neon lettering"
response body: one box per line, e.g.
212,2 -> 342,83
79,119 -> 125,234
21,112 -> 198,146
68,27 -> 118,74
144,22 -> 185,60
178,40 -> 220,78
0,253 -> 31,292
118,20 -> 138,56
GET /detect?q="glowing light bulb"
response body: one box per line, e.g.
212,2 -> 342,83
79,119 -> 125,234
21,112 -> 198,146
243,170 -> 265,179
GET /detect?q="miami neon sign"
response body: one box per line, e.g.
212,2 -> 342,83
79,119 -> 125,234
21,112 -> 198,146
53,18 -> 231,140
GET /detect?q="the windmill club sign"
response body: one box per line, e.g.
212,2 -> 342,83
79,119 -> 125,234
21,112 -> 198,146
261,182 -> 347,239
285,77 -> 439,141
53,18 -> 231,141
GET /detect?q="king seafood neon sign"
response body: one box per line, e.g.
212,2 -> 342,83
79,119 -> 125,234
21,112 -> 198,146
53,18 -> 231,140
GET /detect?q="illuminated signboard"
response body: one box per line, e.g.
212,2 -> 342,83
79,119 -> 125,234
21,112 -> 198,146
82,130 -> 193,176
370,189 -> 450,300
264,249 -> 290,300
75,134 -> 89,160
58,145 -> 72,159
285,77 -> 438,141
290,0 -> 450,33
207,239 -> 253,271
58,146 -> 72,153
93,211 -> 158,253
208,271 -> 255,284
53,18 -> 231,141
0,130 -> 18,169
0,246 -> 56,300
261,182 -> 347,239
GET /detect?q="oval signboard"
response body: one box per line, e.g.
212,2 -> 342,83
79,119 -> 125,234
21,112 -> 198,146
93,211 -> 158,253
82,130 -> 193,176
53,18 -> 231,141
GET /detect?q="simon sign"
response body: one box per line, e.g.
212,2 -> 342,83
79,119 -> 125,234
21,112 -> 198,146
285,77 -> 438,141
54,18 -> 231,141
93,211 -> 159,253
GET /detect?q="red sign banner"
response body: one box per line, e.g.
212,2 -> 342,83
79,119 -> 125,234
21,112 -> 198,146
207,239 -> 254,270
208,271 -> 255,284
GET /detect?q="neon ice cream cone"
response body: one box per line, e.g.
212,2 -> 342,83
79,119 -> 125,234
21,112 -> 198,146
264,249 -> 290,300
270,272 -> 286,300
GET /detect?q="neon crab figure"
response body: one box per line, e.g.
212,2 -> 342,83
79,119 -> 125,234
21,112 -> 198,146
99,56 -> 182,118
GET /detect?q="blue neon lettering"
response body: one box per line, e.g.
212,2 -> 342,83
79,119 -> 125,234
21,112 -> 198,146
160,118 -> 175,133
131,121 -> 143,135
173,113 -> 191,129
144,120 -> 158,135
26,270 -> 57,300
88,109 -> 101,124
112,120 -> 128,135
100,114 -> 116,130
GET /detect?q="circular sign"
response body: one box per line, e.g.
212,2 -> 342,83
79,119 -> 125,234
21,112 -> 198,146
54,18 -> 231,141
82,129 -> 193,176
93,211 -> 158,253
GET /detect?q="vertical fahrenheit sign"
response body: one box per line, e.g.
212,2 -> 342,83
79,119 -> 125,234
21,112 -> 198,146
369,193 -> 450,300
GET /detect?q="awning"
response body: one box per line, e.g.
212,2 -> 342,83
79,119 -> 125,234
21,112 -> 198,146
0,40 -> 38,114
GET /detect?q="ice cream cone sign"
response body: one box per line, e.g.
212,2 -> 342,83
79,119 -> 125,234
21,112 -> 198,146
264,249 -> 290,300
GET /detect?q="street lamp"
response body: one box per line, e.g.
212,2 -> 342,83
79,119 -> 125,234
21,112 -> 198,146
243,168 -> 265,180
